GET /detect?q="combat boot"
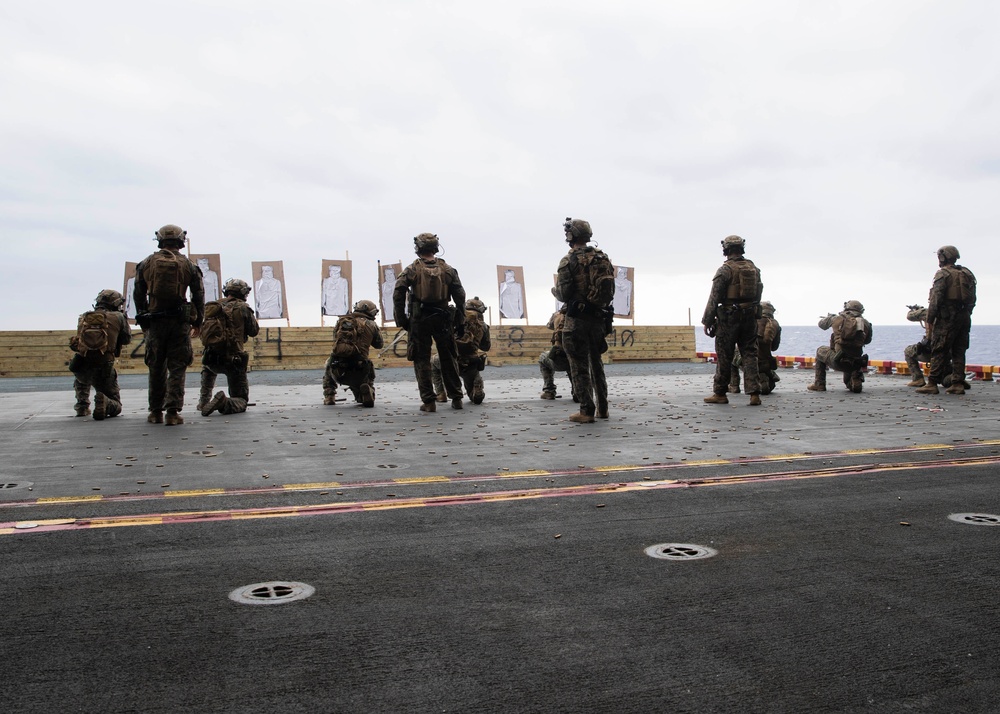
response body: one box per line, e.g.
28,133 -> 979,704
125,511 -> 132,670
915,382 -> 939,394
323,394 -> 336,405
93,393 -> 107,421
727,383 -> 741,394
75,405 -> 91,418
945,383 -> 966,395
540,391 -> 556,400
749,393 -> 761,406
435,391 -> 448,403
197,387 -> 213,413
703,393 -> 729,404
807,383 -> 826,391
451,397 -> 463,410
906,376 -> 926,387
164,410 -> 184,426
420,401 -> 436,413
147,411 -> 163,424
472,389 -> 485,405
202,391 -> 227,416
569,412 -> 595,424
361,384 -> 375,408
597,398 -> 609,419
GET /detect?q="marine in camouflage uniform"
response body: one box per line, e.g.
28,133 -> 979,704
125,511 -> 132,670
322,300 -> 384,408
729,300 -> 781,395
433,297 -> 491,405
69,290 -> 132,420
553,218 -> 612,423
393,233 -> 467,412
133,224 -> 205,425
539,306 -> 577,401
902,305 -> 961,388
198,279 -> 260,416
917,245 -> 977,395
808,300 -> 873,393
702,235 -> 763,406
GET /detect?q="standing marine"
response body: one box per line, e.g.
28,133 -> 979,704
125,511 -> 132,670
69,290 -> 132,420
539,305 -> 576,401
916,245 -> 976,395
730,300 -> 781,395
808,300 -> 872,393
393,233 -> 467,412
433,296 -> 491,405
133,224 -> 205,425
552,217 -> 614,423
198,278 -> 260,416
702,235 -> 763,406
322,299 -> 384,408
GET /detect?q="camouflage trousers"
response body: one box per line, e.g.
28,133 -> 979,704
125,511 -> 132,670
903,339 -> 932,380
730,346 -> 777,395
539,347 -> 575,398
562,315 -> 608,417
928,312 -> 970,386
200,351 -> 250,415
713,306 -> 760,395
432,354 -> 484,403
408,314 -> 462,404
814,346 -> 866,390
143,318 -> 194,414
70,355 -> 122,418
323,356 -> 376,405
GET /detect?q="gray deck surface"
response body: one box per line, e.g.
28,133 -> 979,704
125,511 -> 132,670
2,363 -> 998,713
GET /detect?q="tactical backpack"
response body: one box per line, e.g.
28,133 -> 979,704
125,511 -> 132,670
331,316 -> 364,359
835,315 -> 868,352
725,259 -> 760,302
411,259 -> 449,303
146,250 -> 189,302
456,310 -> 485,358
76,311 -> 113,356
944,266 -> 976,305
575,249 -> 615,307
200,300 -> 244,351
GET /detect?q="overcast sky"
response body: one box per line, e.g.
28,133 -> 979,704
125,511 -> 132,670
3,0 -> 997,330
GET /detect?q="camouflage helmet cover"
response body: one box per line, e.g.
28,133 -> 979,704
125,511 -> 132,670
465,296 -> 487,314
223,278 -> 251,298
155,224 -> 187,245
353,299 -> 379,318
563,217 -> 593,242
721,235 -> 746,254
414,233 -> 440,255
843,299 -> 865,314
95,289 -> 124,310
937,245 -> 960,262
760,300 -> 775,317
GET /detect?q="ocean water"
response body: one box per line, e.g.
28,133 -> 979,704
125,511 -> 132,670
695,324 -> 1000,365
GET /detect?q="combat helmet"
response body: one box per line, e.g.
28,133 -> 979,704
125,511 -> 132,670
760,301 -> 775,317
721,235 -> 746,255
563,217 -> 593,243
937,245 -> 960,263
155,224 -> 187,246
223,278 -> 251,299
414,233 -> 440,255
465,296 -> 487,314
843,300 -> 865,314
95,289 -> 124,311
353,299 -> 379,319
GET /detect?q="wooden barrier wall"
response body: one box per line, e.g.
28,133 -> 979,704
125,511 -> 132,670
0,325 -> 696,378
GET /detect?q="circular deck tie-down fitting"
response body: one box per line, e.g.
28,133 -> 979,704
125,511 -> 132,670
948,513 -> 1000,527
229,581 -> 315,605
644,543 -> 718,561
